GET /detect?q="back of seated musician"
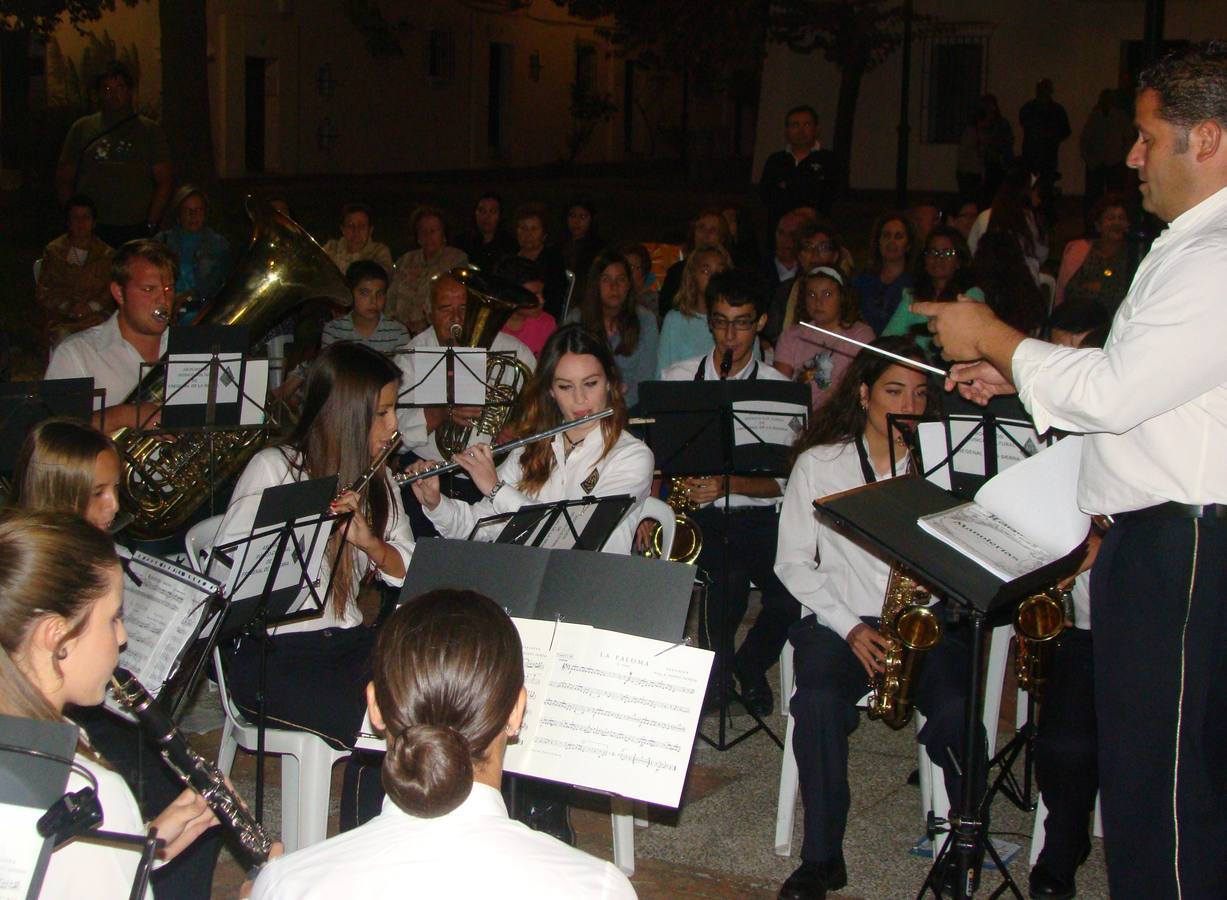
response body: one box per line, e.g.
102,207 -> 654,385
393,273 -> 536,477
658,268 -> 798,716
44,239 -> 175,432
250,589 -> 636,900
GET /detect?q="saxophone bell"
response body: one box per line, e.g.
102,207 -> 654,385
1014,589 -> 1066,699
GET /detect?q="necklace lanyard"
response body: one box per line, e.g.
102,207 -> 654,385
854,436 -> 877,485
694,355 -> 758,381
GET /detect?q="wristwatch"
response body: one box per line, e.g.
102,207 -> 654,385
487,479 -> 506,500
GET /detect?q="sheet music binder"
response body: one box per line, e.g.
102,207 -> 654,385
815,476 -> 1085,617
476,495 -> 636,551
399,539 -> 694,642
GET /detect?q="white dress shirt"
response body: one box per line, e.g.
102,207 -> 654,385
775,440 -> 903,640
394,328 -> 536,459
424,429 -> 654,555
212,446 -> 415,634
38,752 -> 152,900
250,782 -> 636,900
1013,184 -> 1227,515
660,350 -> 789,509
44,312 -> 168,410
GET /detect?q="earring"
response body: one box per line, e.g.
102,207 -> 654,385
55,647 -> 69,660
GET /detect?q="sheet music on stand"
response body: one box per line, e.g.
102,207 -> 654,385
471,495 -> 636,550
908,410 -> 1045,498
0,378 -> 100,475
142,325 -> 270,432
394,346 -> 523,408
104,551 -> 223,723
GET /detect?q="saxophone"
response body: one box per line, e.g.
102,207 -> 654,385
1013,589 -> 1067,699
646,476 -> 703,564
109,668 -> 274,875
866,567 -> 943,729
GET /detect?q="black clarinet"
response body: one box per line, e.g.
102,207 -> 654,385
109,667 -> 274,875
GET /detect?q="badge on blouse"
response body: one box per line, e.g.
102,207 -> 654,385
581,468 -> 600,494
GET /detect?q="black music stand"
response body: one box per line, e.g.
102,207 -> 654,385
209,475 -> 338,820
474,495 -> 636,550
638,378 -> 809,752
815,477 -> 1085,900
0,377 -> 99,478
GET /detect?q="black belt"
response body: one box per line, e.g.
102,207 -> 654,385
1111,502 -> 1227,524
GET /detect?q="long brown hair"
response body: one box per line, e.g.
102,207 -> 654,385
791,335 -> 939,465
675,246 -> 732,318
514,324 -> 627,495
0,511 -> 119,731
374,589 -> 523,818
9,418 -> 117,515
577,250 -> 641,357
285,342 -> 400,617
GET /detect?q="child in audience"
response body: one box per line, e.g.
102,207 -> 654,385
322,261 -> 409,355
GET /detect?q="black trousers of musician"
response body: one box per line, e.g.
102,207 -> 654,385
693,504 -> 800,694
222,625 -> 384,833
74,707 -> 223,900
788,613 -> 986,865
1091,515 -> 1227,899
1033,627 -> 1098,882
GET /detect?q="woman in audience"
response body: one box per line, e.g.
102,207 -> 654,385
249,588 -> 635,899
321,203 -> 395,276
655,244 -> 729,376
968,167 -> 1049,281
658,208 -> 732,310
618,242 -> 660,321
566,251 -> 659,409
881,225 -> 981,354
556,196 -> 603,305
773,267 -> 873,411
214,342 -> 414,827
389,206 -> 468,335
852,212 -> 915,335
512,203 -> 569,320
37,194 -> 115,345
0,511 -> 220,899
1054,193 -> 1133,314
154,184 -> 233,324
458,192 -> 517,273
495,256 -> 558,357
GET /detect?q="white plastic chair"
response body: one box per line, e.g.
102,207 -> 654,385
184,514 -> 225,574
635,497 -> 676,560
33,258 -> 43,283
1029,792 -> 1104,866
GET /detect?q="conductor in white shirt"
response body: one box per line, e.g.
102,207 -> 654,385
915,42 -> 1227,899
250,588 -> 636,900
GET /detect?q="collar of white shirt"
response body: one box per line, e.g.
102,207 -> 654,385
1162,182 -> 1227,240
379,780 -> 508,821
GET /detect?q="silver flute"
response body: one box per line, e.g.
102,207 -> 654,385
109,668 -> 274,876
395,409 -> 613,486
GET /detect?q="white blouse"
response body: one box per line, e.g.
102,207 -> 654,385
424,428 -> 654,555
213,446 -> 415,634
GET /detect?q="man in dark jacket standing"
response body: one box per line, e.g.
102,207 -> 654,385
760,105 -> 838,252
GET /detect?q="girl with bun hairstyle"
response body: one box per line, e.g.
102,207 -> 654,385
250,590 -> 636,899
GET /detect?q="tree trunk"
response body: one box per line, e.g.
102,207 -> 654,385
158,0 -> 216,187
832,63 -> 863,194
0,28 -> 32,175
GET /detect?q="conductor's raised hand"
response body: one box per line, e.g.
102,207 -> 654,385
911,294 -> 1000,361
847,623 -> 894,678
452,443 -> 499,496
404,459 -> 442,510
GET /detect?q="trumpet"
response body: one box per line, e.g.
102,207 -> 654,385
396,410 -> 612,487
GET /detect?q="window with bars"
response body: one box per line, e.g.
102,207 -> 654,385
923,32 -> 989,144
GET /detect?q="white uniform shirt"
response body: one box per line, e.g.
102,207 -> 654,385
212,446 -> 414,635
424,429 -> 654,555
38,753 -> 152,900
1013,184 -> 1227,515
393,328 -> 536,458
775,440 -> 903,640
250,783 -> 636,900
660,349 -> 789,508
44,312 -> 168,410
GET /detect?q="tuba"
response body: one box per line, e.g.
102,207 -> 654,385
1013,588 -> 1067,699
114,197 -> 351,540
435,266 -> 536,459
866,566 -> 943,729
645,477 -> 703,564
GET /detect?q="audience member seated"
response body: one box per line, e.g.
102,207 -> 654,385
774,267 -> 873,411
852,212 -> 916,335
764,209 -> 813,299
765,222 -> 851,344
154,184 -> 232,324
322,203 -> 395,276
948,196 -> 980,242
322,261 -> 408,354
390,206 -> 468,334
1048,294 -> 1112,349
907,196 -> 943,246
722,204 -> 762,270
457,191 -> 517,273
971,231 -> 1047,335
512,203 -> 569,320
249,589 -> 636,900
881,225 -> 982,354
556,196 -> 603,305
495,256 -> 558,356
566,250 -> 658,410
655,245 -> 729,376
968,167 -> 1049,282
658,208 -> 732,311
618,242 -> 660,321
1054,192 -> 1133,314
36,193 -> 115,343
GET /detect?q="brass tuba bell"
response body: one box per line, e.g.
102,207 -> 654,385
435,266 -> 536,459
114,197 -> 351,540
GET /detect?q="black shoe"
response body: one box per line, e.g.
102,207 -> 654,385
521,799 -> 574,846
740,680 -> 774,717
1029,864 -> 1076,899
778,856 -> 847,900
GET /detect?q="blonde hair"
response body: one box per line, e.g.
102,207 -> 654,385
9,419 -> 118,517
676,246 -> 732,318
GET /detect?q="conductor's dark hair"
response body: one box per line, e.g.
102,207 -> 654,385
1138,41 -> 1227,149
375,590 -> 524,818
705,268 -> 767,318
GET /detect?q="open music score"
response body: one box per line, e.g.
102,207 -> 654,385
357,616 -> 713,808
